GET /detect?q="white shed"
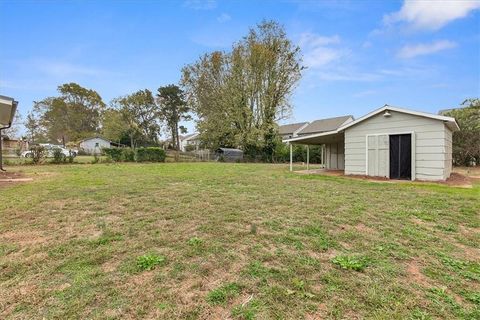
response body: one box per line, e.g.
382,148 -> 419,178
79,137 -> 111,155
285,105 -> 459,181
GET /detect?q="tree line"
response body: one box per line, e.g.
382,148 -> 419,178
24,20 -> 303,161
26,83 -> 189,151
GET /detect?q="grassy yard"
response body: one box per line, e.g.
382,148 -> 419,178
1,163 -> 479,319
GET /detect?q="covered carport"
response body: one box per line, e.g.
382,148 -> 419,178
284,130 -> 345,172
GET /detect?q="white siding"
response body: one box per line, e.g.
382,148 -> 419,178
80,138 -> 111,154
444,125 -> 453,180
344,111 -> 451,181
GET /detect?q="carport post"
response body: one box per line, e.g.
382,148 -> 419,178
289,143 -> 293,172
306,145 -> 309,170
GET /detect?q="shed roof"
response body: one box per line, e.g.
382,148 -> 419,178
79,136 -> 111,143
338,105 -> 460,132
278,122 -> 308,135
297,115 -> 353,135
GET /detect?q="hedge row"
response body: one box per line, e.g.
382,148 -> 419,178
103,147 -> 166,162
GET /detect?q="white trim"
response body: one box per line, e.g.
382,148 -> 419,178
283,129 -> 340,143
338,105 -> 459,132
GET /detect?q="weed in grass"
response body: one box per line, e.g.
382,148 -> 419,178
331,255 -> 369,271
188,237 -> 203,247
206,282 -> 242,305
440,256 -> 480,281
409,308 -> 432,320
250,223 -> 257,235
463,291 -> 480,305
136,254 -> 165,271
231,298 -> 260,319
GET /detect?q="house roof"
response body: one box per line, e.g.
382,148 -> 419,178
182,133 -> 200,141
78,136 -> 111,143
278,122 -> 309,135
297,115 -> 353,135
338,104 -> 460,132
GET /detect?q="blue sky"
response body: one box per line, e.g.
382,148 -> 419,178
1,0 -> 479,134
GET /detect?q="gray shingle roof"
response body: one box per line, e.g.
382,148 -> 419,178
297,115 -> 353,135
278,122 -> 308,135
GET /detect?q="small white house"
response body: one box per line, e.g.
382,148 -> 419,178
180,133 -> 200,152
79,137 -> 111,155
285,105 -> 459,181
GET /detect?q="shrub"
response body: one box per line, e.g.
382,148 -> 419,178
331,255 -> 369,271
51,148 -> 66,164
103,147 -> 123,162
136,147 -> 166,162
136,253 -> 166,271
29,145 -> 45,164
123,148 -> 135,162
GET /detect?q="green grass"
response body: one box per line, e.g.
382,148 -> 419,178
0,162 -> 479,319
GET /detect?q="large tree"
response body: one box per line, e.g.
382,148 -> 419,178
444,98 -> 480,166
156,85 -> 191,151
182,20 -> 303,160
112,89 -> 161,148
33,83 -> 106,144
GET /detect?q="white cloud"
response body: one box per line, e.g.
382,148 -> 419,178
384,0 -> 480,31
217,13 -> 231,23
397,40 -> 457,58
298,33 -> 346,68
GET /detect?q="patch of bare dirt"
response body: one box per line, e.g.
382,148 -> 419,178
405,260 -> 430,287
0,171 -> 32,187
0,230 -> 48,246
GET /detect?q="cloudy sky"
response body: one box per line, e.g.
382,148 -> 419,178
1,0 -> 479,132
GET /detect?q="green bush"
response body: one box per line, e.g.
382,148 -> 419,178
123,148 -> 135,162
103,147 -> 124,162
51,148 -> 66,164
136,147 -> 166,162
30,145 -> 45,164
101,147 -> 166,163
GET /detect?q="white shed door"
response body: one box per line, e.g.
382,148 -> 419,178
367,135 -> 389,177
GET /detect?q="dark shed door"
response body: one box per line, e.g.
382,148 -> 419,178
389,134 -> 411,180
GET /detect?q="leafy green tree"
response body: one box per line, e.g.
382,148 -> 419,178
156,85 -> 191,151
444,98 -> 480,166
24,111 -> 45,143
101,108 -> 130,145
33,83 -> 106,145
112,89 -> 160,148
182,20 -> 303,160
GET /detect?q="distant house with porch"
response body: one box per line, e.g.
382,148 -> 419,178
284,105 -> 459,181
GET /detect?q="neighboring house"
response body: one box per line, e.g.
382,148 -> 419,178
278,122 -> 309,140
296,115 -> 354,136
79,137 -> 111,155
1,137 -> 29,153
180,133 -> 201,152
284,105 -> 459,181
